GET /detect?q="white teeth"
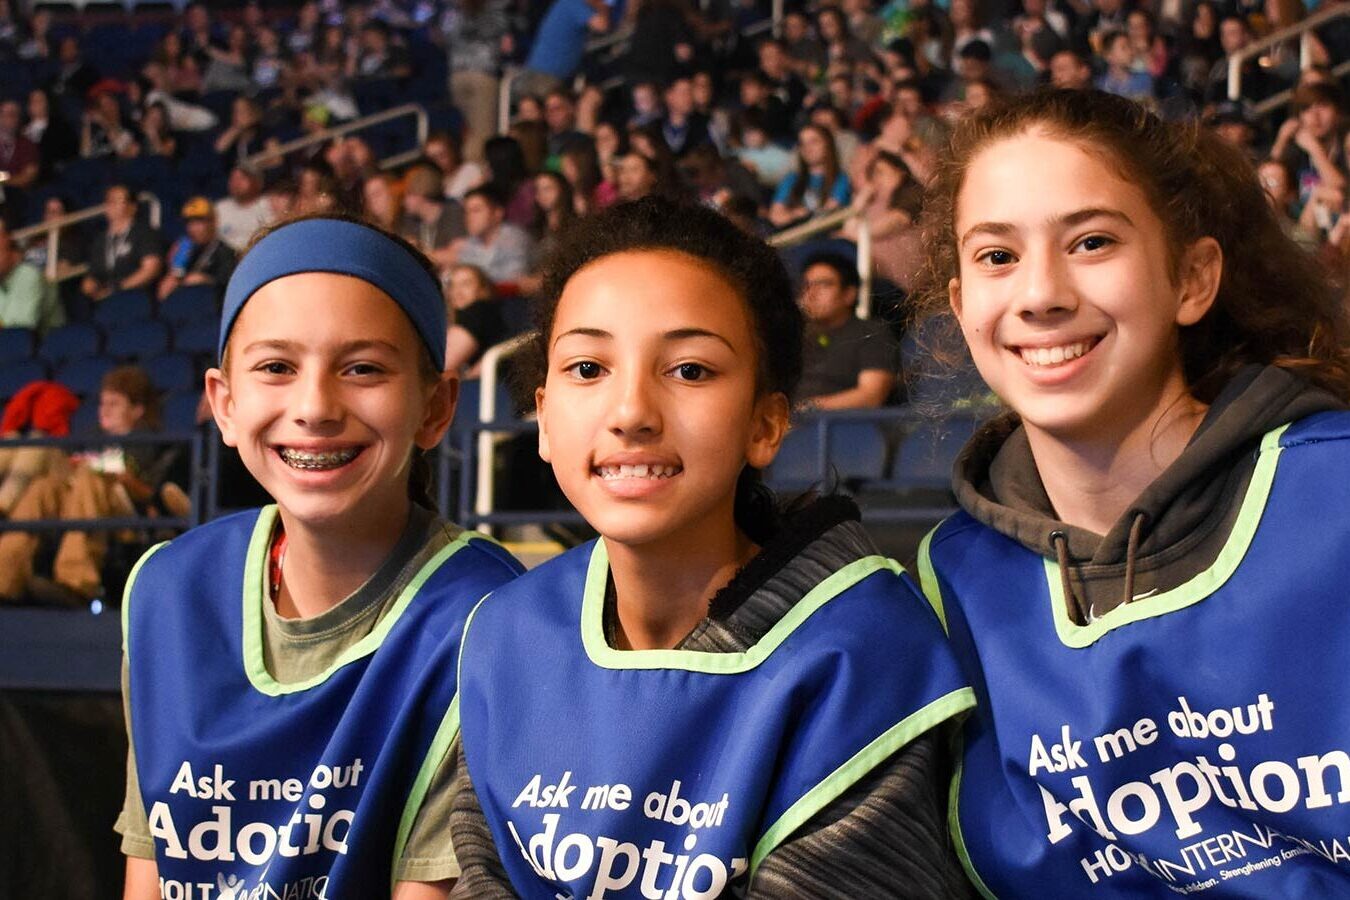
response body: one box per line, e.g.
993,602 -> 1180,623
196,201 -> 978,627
1019,340 -> 1093,367
279,447 -> 360,470
596,464 -> 680,480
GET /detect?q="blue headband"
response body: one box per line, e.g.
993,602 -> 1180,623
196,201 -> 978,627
220,218 -> 447,371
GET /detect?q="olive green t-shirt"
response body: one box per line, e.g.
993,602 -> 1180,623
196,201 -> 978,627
114,504 -> 467,882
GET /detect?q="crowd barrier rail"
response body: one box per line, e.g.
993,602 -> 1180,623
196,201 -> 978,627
13,192 -> 163,282
0,429 -> 205,693
1228,3 -> 1350,107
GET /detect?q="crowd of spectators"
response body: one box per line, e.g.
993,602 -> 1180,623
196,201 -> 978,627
0,0 -> 1347,601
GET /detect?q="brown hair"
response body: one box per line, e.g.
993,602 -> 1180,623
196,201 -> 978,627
912,89 -> 1350,403
102,365 -> 161,430
789,124 -> 844,210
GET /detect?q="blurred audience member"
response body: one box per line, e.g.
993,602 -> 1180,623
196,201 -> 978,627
81,184 -> 163,303
215,165 -> 274,253
797,252 -> 898,410
452,184 -> 534,283
158,197 -> 237,301
444,263 -> 511,375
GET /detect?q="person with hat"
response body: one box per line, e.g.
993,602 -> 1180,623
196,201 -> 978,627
156,196 -> 237,301
117,212 -> 524,897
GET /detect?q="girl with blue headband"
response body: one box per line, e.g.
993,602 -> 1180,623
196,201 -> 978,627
447,198 -> 975,898
116,213 -> 523,898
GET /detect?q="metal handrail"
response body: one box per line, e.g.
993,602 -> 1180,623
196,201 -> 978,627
474,333 -> 533,534
1254,58 -> 1350,117
245,102 -> 429,171
1228,3 -> 1350,101
13,192 -> 163,281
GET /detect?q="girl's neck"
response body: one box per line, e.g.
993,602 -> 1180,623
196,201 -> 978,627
605,513 -> 757,651
1026,383 -> 1208,536
273,495 -> 411,619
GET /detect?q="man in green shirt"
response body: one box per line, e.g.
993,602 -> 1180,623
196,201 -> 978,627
0,224 -> 59,332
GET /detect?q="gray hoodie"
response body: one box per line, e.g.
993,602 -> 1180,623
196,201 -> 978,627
950,365 -> 1344,621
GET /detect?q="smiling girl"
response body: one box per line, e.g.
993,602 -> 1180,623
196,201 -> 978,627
915,90 -> 1350,897
116,214 -> 523,898
448,198 -> 974,898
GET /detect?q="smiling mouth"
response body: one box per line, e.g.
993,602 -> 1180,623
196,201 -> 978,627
276,447 -> 365,470
594,463 -> 682,480
1014,337 -> 1101,368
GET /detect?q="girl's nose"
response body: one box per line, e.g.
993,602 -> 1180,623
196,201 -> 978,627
1015,247 -> 1078,319
607,370 -> 662,437
293,370 -> 343,429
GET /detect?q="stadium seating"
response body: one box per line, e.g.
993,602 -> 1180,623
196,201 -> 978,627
39,323 -> 103,367
105,318 -> 171,360
0,328 -> 36,366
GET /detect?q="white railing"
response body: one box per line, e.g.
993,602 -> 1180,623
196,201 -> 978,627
474,333 -> 533,534
767,207 -> 874,319
246,103 -> 428,171
1228,4 -> 1350,101
1254,58 -> 1350,116
13,192 -> 162,281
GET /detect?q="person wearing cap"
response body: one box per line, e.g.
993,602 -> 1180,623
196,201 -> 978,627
116,212 -> 524,898
1207,101 -> 1260,159
156,196 -> 238,301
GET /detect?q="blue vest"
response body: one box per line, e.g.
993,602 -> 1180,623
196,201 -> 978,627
458,538 -> 974,900
124,506 -> 522,896
920,414 -> 1350,898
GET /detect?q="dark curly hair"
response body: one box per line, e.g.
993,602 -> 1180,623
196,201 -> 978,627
519,197 -> 805,542
911,88 -> 1350,403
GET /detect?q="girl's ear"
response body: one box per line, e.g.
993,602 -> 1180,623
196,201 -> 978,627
745,391 -> 790,470
1175,236 -> 1223,327
948,276 -> 963,319
203,367 -> 238,447
535,386 -> 551,463
415,373 -> 459,450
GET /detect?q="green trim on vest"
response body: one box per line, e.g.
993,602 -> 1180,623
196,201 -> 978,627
121,541 -> 168,657
916,527 -> 950,633
1042,424 -> 1288,649
579,538 -> 904,673
241,505 -> 480,696
750,686 -> 976,881
390,695 -> 462,890
948,743 -> 999,900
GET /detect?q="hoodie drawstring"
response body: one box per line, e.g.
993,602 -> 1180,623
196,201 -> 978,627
1052,512 -> 1150,627
1122,511 -> 1149,611
1050,530 -> 1089,626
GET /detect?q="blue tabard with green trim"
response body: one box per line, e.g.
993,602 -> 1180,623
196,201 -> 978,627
457,538 -> 974,900
920,414 -> 1350,899
125,506 -> 522,896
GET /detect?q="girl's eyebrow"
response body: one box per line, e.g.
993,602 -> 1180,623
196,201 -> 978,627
552,327 -> 735,352
959,207 -> 1136,248
238,338 -> 402,355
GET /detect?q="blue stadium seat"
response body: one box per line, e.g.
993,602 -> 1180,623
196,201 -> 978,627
0,328 -> 36,365
767,426 -> 821,488
94,290 -> 154,328
0,360 -> 48,403
106,319 -> 171,360
162,390 -> 202,431
827,421 -> 889,481
174,320 -> 218,357
68,399 -> 101,437
55,356 -> 114,398
160,284 -> 219,326
143,353 -> 196,393
888,417 -> 979,490
40,322 -> 103,366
